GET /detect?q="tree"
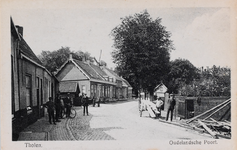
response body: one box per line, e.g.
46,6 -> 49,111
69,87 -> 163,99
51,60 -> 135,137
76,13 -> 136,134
111,10 -> 174,97
198,65 -> 231,97
165,58 -> 199,94
38,47 -> 94,72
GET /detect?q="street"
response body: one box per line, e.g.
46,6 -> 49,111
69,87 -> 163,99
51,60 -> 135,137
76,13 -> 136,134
80,100 -> 210,140
18,99 -> 211,141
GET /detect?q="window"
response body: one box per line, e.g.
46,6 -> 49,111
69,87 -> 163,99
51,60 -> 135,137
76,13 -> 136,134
91,84 -> 94,97
26,75 -> 31,107
48,80 -> 51,98
45,77 -> 48,102
40,79 -> 43,105
36,77 -> 39,89
100,85 -> 104,97
36,77 -> 39,106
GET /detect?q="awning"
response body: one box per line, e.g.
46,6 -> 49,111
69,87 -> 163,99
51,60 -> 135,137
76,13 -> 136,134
59,82 -> 78,93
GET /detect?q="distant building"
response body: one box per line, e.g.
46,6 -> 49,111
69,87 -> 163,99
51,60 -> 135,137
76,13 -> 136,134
100,66 -> 123,99
121,77 -> 133,99
154,83 -> 168,98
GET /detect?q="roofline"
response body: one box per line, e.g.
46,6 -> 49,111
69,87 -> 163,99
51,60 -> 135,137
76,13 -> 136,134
120,77 -> 132,87
21,53 -> 52,76
90,78 -> 117,86
154,83 -> 164,90
55,59 -> 91,80
71,60 -> 91,80
89,64 -> 106,80
54,59 -> 69,75
10,17 -> 21,40
103,67 -> 123,81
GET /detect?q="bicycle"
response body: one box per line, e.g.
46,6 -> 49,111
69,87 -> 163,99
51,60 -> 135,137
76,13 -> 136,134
61,104 -> 77,118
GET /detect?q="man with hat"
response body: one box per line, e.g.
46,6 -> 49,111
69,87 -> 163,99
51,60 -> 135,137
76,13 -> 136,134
166,93 -> 176,121
44,97 -> 56,125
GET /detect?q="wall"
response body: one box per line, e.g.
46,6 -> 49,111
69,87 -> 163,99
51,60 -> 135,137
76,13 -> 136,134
193,97 -> 230,121
78,80 -> 90,96
12,57 -> 57,140
176,96 -> 230,120
11,34 -> 20,114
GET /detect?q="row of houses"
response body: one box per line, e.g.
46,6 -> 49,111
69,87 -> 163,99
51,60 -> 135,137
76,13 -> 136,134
55,53 -> 133,103
11,17 -> 132,140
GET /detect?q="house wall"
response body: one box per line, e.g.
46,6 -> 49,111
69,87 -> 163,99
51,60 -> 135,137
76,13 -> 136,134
62,65 -> 87,81
11,43 -> 57,141
11,33 -> 20,115
78,80 -> 90,96
154,85 -> 167,98
122,87 -> 128,98
12,56 -> 57,138
128,87 -> 133,99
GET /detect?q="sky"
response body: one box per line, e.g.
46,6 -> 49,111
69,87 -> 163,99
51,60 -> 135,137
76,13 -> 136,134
10,7 -> 231,69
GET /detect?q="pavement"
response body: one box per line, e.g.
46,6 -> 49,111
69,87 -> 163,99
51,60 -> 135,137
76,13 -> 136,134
17,100 -> 204,141
17,105 -> 116,141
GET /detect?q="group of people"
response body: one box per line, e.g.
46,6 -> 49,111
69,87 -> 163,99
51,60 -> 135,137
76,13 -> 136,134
155,94 -> 176,121
44,93 -> 90,125
44,93 -> 72,125
140,93 -> 176,121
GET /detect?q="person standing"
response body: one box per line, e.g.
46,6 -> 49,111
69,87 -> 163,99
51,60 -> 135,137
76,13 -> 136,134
55,95 -> 61,122
156,97 -> 164,112
44,97 -> 56,125
64,93 -> 72,118
82,93 -> 89,116
166,94 -> 176,121
59,96 -> 65,118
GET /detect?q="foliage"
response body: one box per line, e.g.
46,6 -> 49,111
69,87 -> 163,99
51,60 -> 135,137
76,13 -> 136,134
38,47 -> 94,72
164,58 -> 200,94
179,65 -> 231,97
111,10 -> 174,96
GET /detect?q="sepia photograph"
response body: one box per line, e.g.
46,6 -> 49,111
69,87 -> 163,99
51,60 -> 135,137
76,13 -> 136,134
1,0 -> 237,150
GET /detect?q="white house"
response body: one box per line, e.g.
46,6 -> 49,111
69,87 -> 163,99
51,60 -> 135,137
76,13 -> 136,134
154,83 -> 168,98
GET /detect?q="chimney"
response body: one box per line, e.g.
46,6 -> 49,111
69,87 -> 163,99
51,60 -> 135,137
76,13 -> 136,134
69,53 -> 73,61
16,25 -> 23,36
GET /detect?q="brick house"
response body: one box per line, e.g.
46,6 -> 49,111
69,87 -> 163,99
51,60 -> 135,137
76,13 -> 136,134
11,18 -> 58,140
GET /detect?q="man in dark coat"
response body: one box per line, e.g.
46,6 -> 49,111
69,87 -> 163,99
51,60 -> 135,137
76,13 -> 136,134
82,93 -> 89,116
55,94 -> 61,122
166,94 -> 176,121
64,94 -> 72,118
44,97 -> 56,125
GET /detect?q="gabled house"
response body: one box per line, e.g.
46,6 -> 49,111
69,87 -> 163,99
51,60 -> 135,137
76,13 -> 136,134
55,54 -> 117,103
11,18 -> 58,140
154,83 -> 168,98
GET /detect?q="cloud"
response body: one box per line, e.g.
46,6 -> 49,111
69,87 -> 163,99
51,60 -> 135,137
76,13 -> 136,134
171,8 -> 231,67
